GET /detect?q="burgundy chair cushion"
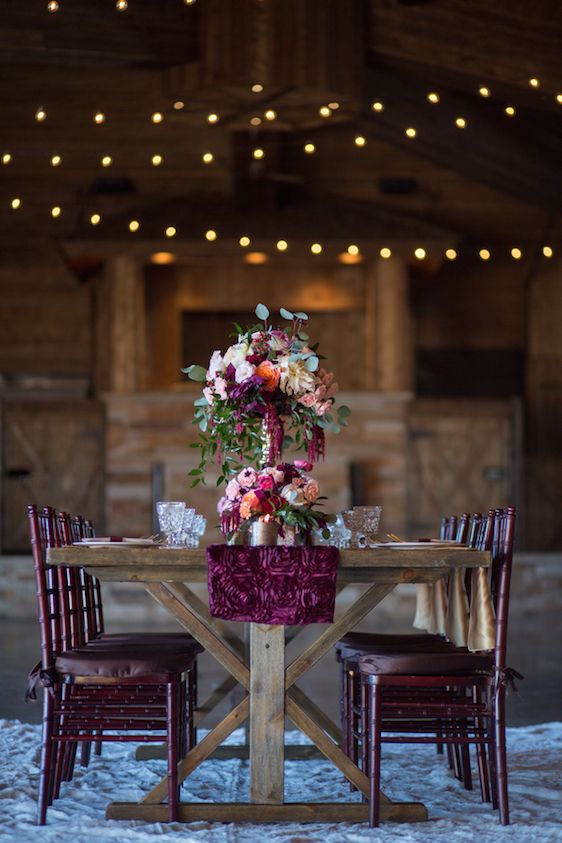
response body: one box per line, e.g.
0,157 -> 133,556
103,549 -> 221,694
55,646 -> 197,680
358,650 -> 494,677
336,632 -> 455,662
88,633 -> 203,654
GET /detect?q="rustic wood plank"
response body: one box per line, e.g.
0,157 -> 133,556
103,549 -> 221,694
142,696 -> 249,804
136,743 -> 327,762
287,685 -> 342,745
285,583 -> 395,689
107,800 -> 427,823
250,624 -> 285,804
144,583 -> 250,688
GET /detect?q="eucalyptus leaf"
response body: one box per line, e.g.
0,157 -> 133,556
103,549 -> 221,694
298,332 -> 309,340
294,311 -> 309,320
305,355 -> 319,372
331,423 -> 341,434
255,302 -> 269,320
338,405 -> 352,418
279,307 -> 294,320
182,364 -> 207,382
199,417 -> 208,432
194,396 -> 210,407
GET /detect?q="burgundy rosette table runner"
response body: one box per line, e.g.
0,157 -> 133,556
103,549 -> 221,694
206,544 -> 340,625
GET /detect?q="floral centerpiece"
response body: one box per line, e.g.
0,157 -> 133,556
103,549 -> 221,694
182,304 -> 350,543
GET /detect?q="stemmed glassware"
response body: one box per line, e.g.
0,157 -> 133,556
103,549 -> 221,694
353,505 -> 383,548
156,501 -> 186,547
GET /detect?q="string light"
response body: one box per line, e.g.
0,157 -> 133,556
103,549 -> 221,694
166,226 -> 176,238
556,94 -> 562,104
151,154 -> 163,166
405,127 -> 417,138
90,214 -> 101,225
347,244 -> 359,256
184,0 -> 196,5
380,247 -> 392,259
250,117 -> 262,126
35,108 -> 47,122
51,206 -> 61,218
264,109 -> 277,121
239,236 -> 250,247
202,152 -> 214,164
251,83 -> 263,93
207,113 -> 219,124
151,252 -> 176,264
253,148 -> 265,160
2,153 -> 12,165
245,252 -> 268,265
505,106 -> 516,116
101,155 -> 112,167
354,135 -> 366,147
455,117 -> 467,128
542,246 -> 553,258
10,198 -> 21,210
414,247 -> 426,260
479,249 -> 491,260
304,143 -> 315,154
371,101 -> 384,112
511,247 -> 522,260
276,240 -> 288,251
319,106 -> 332,118
129,220 -> 140,232
94,112 -> 105,124
310,243 -> 322,254
116,0 -> 128,10
151,112 -> 164,124
205,229 -> 217,241
47,1 -> 59,11
528,77 -> 540,88
50,154 -> 62,166
173,101 -> 185,110
328,102 -> 340,110
479,86 -> 491,97
445,248 -> 457,260
427,92 -> 440,104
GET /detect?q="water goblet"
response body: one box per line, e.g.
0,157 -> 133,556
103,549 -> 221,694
179,507 -> 196,546
156,501 -> 185,547
192,514 -> 207,547
341,509 -> 366,549
353,505 -> 383,548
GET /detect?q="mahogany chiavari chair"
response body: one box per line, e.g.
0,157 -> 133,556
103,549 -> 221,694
356,507 -> 518,827
27,504 -> 201,824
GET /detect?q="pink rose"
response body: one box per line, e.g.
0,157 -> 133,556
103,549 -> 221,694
298,393 -> 316,407
225,478 -> 241,500
257,474 -> 275,491
203,386 -> 214,405
294,460 -> 313,472
303,478 -> 319,503
214,377 -> 228,400
237,467 -> 257,488
316,400 -> 332,416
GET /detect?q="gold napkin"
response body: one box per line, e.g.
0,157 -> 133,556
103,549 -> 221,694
445,568 -> 469,647
433,578 -> 448,636
467,567 -> 496,651
413,583 -> 437,634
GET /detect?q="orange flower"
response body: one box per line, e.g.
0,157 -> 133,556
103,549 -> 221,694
255,360 -> 280,393
240,490 -> 262,519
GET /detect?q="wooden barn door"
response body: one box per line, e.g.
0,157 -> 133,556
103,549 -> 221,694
1,400 -> 105,553
407,399 -> 522,540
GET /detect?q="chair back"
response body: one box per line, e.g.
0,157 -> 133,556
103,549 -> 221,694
28,505 -> 65,669
491,507 -> 517,673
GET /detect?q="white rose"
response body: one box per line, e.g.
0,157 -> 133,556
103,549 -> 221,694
235,360 -> 256,383
207,350 -> 224,379
281,484 -> 306,507
278,356 -> 316,396
223,342 -> 249,368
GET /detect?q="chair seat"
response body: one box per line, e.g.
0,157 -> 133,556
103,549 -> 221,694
358,649 -> 493,677
336,631 -> 455,662
88,633 -> 202,653
55,646 -> 198,680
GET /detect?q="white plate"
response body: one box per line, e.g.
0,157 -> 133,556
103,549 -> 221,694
73,539 -> 156,548
371,541 -> 466,549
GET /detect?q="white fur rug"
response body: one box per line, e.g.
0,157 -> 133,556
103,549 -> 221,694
0,720 -> 561,843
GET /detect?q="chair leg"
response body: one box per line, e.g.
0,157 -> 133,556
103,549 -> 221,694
94,731 -> 103,755
167,682 -> 180,822
460,741 -> 473,790
367,683 -> 382,828
495,685 -> 510,825
38,690 -> 55,825
436,720 -> 444,754
346,670 -> 357,791
474,686 -> 491,803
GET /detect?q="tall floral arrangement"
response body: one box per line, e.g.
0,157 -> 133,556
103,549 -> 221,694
183,304 -> 350,485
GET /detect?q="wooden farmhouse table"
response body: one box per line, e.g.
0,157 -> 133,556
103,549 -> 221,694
46,544 -> 489,825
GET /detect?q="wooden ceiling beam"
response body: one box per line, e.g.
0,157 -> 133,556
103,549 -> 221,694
358,67 -> 562,211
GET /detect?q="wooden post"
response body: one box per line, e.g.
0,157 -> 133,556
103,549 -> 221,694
364,259 -> 378,389
374,256 -> 414,392
250,624 -> 285,803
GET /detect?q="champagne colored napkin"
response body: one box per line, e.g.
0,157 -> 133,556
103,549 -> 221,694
467,567 -> 496,651
445,568 -> 469,647
413,583 -> 437,634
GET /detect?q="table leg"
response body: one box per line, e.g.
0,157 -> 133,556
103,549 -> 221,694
250,624 -> 285,803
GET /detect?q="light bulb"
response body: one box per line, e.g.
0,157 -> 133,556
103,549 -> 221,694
90,214 -> 101,225
405,127 -> 417,138
319,106 -> 331,117
101,155 -> 112,167
129,220 -> 140,232
151,112 -> 163,124
511,247 -> 522,260
173,101 -> 185,110
264,109 -> 277,121
445,248 -> 457,260
207,113 -> 219,124
35,108 -> 47,122
347,244 -> 359,256
205,229 -> 217,241
505,106 -> 516,116
202,152 -> 214,164
151,154 -> 163,166
2,153 -> 12,164
50,154 -> 61,166
47,1 -> 59,11
166,226 -> 176,238
94,112 -> 105,124
304,143 -> 315,154
251,83 -> 263,93
556,94 -> 562,104
542,246 -> 553,258
51,206 -> 61,218
328,102 -> 340,110
380,247 -> 392,259
414,247 -> 426,260
528,77 -> 540,88
239,236 -> 250,247
310,243 -> 322,254
250,117 -> 262,126
479,249 -> 491,260
479,86 -> 490,97
354,135 -> 366,147
116,0 -> 128,10
427,92 -> 440,103
253,148 -> 265,160
11,198 -> 21,210
455,117 -> 467,128
371,101 -> 384,112
276,240 -> 288,251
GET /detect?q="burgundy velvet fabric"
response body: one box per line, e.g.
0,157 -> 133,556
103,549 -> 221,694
207,544 -> 339,625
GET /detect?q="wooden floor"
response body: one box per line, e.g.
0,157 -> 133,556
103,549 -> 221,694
3,610 -> 560,728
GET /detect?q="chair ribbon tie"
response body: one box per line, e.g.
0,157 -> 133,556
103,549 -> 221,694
495,666 -> 524,695
25,661 -> 58,701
